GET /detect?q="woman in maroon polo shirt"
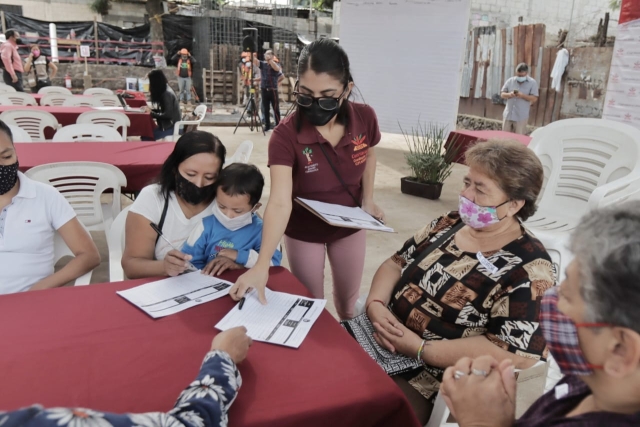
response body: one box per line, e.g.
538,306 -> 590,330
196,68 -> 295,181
230,38 -> 384,320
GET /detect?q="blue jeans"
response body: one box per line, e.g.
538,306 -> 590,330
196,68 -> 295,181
153,127 -> 175,140
178,76 -> 192,102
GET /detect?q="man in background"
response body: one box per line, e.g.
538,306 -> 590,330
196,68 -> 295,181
254,50 -> 284,132
1,29 -> 24,92
171,48 -> 196,107
500,63 -> 539,134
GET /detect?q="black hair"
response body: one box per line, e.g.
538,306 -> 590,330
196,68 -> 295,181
148,69 -> 168,106
5,29 -> 17,40
295,38 -> 353,132
157,131 -> 227,200
217,163 -> 264,206
516,63 -> 529,73
0,119 -> 13,144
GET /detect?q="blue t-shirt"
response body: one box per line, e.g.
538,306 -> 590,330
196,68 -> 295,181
181,213 -> 282,270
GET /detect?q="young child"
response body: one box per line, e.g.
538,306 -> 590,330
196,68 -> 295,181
182,163 -> 282,275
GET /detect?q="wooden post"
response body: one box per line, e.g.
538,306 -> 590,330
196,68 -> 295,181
602,13 -> 610,47
1,11 -> 6,34
94,18 -> 100,64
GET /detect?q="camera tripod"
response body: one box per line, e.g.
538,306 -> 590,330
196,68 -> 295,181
234,86 -> 264,135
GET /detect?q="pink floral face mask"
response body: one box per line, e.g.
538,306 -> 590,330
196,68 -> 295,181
458,195 -> 509,229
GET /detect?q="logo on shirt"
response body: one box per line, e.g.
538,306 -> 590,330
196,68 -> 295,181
209,240 -> 235,259
611,73 -> 620,83
608,99 -> 616,107
352,151 -> 368,166
302,147 -> 319,173
628,87 -> 637,97
352,134 -> 368,151
624,113 -> 633,121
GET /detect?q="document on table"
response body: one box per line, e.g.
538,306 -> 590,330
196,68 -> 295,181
295,198 -> 395,233
215,288 -> 326,348
117,271 -> 232,318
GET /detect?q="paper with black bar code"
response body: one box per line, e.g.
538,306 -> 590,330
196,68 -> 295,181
117,271 -> 232,318
215,288 -> 326,348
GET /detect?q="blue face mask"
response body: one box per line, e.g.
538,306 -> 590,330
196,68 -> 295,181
516,76 -> 527,83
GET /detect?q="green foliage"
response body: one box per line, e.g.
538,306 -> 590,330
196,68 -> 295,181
90,0 -> 111,15
400,121 -> 461,185
609,0 -> 621,10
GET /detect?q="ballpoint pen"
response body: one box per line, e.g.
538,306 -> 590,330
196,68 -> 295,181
238,297 -> 246,310
149,223 -> 199,272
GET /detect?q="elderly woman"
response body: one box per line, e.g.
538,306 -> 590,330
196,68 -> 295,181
342,139 -> 555,424
441,202 -> 640,426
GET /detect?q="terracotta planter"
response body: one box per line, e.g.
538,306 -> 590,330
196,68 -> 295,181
400,177 -> 443,200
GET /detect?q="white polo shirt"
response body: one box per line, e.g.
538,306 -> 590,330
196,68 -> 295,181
0,172 -> 76,294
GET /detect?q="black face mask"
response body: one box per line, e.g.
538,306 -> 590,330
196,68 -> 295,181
175,172 -> 216,205
15,38 -> 23,46
300,102 -> 340,127
0,161 -> 19,195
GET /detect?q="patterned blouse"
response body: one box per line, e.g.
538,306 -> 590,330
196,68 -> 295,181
390,212 -> 555,400
0,351 -> 241,427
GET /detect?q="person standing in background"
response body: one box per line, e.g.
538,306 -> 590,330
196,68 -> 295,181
254,50 -> 284,132
0,30 -> 24,92
172,48 -> 196,107
24,44 -> 57,92
500,63 -> 539,135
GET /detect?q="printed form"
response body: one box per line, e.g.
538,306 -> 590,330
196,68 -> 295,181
215,288 -> 326,348
117,271 -> 232,318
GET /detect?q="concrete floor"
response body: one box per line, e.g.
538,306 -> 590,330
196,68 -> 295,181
80,126 -> 468,319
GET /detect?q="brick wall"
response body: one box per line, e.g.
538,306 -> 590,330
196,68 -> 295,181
39,63 -> 178,93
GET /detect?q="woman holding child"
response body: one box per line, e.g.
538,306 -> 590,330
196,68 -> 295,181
231,38 -> 385,320
122,131 -> 226,278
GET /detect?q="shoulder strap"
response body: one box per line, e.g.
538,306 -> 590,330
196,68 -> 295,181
317,142 -> 361,207
155,195 -> 170,245
394,221 -> 465,292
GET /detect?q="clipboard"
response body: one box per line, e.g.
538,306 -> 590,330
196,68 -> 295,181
295,198 -> 395,233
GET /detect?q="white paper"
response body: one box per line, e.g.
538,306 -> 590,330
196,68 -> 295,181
297,198 -> 395,233
117,271 -> 232,318
215,288 -> 326,348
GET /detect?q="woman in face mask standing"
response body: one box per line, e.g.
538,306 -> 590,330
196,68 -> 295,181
340,139 -> 555,425
23,44 -> 57,93
122,131 -> 226,279
230,38 -> 384,321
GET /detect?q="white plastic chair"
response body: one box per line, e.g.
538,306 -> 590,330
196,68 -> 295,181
54,224 -> 94,286
25,161 -> 127,231
224,140 -> 254,168
52,124 -> 124,142
0,85 -> 16,93
0,109 -> 60,141
524,118 -> 640,280
62,96 -> 104,107
38,86 -> 72,96
106,205 -> 131,282
94,95 -> 121,107
40,93 -> 72,107
76,110 -> 130,139
169,104 -> 207,141
84,88 -> 114,96
7,124 -> 32,143
0,92 -> 37,106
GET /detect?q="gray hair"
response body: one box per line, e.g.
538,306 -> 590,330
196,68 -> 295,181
570,201 -> 640,331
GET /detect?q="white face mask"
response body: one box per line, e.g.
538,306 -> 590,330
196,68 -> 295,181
212,202 -> 254,231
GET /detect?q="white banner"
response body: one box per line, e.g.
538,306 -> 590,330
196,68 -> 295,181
602,18 -> 640,129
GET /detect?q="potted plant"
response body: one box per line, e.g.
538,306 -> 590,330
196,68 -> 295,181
400,121 -> 460,200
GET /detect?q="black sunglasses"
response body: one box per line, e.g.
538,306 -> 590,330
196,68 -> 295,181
293,85 -> 348,111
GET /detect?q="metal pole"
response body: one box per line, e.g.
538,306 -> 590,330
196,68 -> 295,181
1,11 -> 6,34
94,17 -> 100,64
49,23 -> 59,63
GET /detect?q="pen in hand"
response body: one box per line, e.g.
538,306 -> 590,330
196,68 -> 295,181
149,222 -> 198,272
238,287 -> 253,310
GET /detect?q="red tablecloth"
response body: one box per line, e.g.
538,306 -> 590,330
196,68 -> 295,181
33,93 -> 148,108
17,141 -> 174,192
0,268 -> 419,427
0,105 -> 155,139
447,130 -> 532,163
